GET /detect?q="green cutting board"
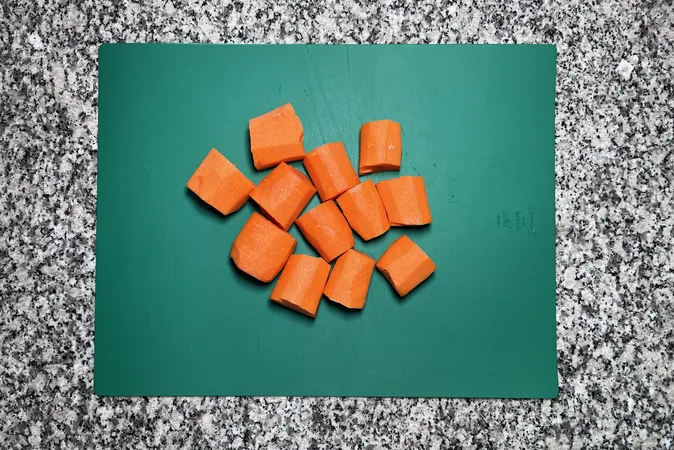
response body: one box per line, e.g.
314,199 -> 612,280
95,44 -> 557,398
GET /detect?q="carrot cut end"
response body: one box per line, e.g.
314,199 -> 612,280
359,120 -> 402,176
303,142 -> 359,201
249,162 -> 316,230
295,201 -> 355,262
375,176 -> 432,227
323,249 -> 375,309
230,212 -> 297,282
270,254 -> 331,317
249,104 -> 306,170
376,235 -> 436,297
336,180 -> 390,241
187,148 -> 255,216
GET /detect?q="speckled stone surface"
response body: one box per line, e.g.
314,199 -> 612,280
1,0 -> 673,448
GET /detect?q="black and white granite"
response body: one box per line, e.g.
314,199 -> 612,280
1,0 -> 673,448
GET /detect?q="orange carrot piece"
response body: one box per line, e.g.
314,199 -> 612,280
186,148 -> 255,215
230,212 -> 297,282
336,180 -> 390,241
270,254 -> 331,317
375,176 -> 432,226
295,201 -> 354,262
249,104 -> 306,170
303,142 -> 359,201
359,120 -> 402,175
376,235 -> 436,297
323,249 -> 375,309
248,162 -> 316,231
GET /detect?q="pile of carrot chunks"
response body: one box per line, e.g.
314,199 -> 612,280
187,103 -> 436,318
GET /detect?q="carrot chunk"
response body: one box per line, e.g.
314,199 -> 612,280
336,180 -> 390,241
376,235 -> 436,297
270,254 -> 331,317
323,249 -> 375,309
230,212 -> 297,282
248,162 -> 316,231
186,148 -> 255,215
375,176 -> 432,226
249,103 -> 306,170
295,201 -> 354,262
303,142 -> 359,201
359,120 -> 402,175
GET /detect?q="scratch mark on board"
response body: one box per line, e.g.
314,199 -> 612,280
346,46 -> 352,81
346,46 -> 363,123
164,226 -> 169,276
306,46 -> 343,143
349,338 -> 360,365
448,201 -> 465,223
427,304 -> 444,329
304,88 -> 326,143
367,68 -> 376,119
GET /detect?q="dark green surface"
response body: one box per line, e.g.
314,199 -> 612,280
95,44 -> 557,398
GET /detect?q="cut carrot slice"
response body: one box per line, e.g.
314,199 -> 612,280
186,148 -> 255,215
249,103 -> 306,170
336,180 -> 390,241
359,120 -> 402,175
323,249 -> 375,309
303,142 -> 359,201
376,235 -> 436,297
230,212 -> 297,282
270,254 -> 331,317
375,176 -> 432,226
248,162 -> 316,231
295,201 -> 354,262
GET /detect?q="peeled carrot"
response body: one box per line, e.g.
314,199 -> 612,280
248,162 -> 316,231
323,249 -> 375,309
230,212 -> 297,282
376,235 -> 436,297
295,201 -> 354,262
359,120 -> 402,175
336,179 -> 390,241
303,142 -> 359,201
270,254 -> 331,317
249,103 -> 306,170
375,176 -> 432,226
186,148 -> 255,215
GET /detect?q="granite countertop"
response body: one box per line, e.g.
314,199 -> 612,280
1,1 -> 673,448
